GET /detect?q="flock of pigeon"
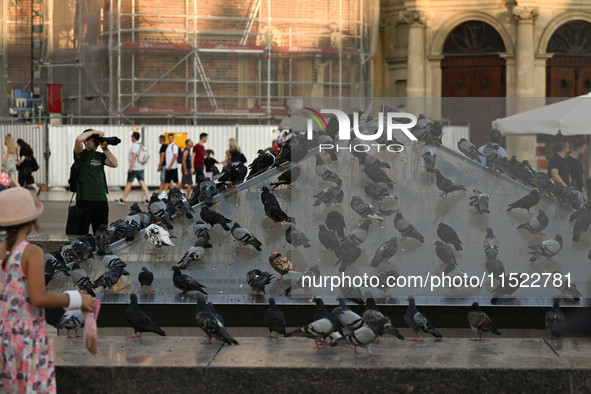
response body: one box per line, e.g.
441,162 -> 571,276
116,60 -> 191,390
46,108 -> 585,351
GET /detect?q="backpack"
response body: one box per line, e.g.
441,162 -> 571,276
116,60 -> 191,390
175,144 -> 184,164
68,150 -> 88,193
137,143 -> 150,165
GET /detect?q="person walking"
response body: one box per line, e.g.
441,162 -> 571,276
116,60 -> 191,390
73,129 -> 118,234
15,138 -> 40,196
547,141 -> 571,187
567,139 -> 587,193
2,134 -> 20,187
156,135 -> 168,197
192,133 -> 207,184
0,187 -> 96,393
162,134 -> 179,197
179,139 -> 194,196
115,131 -> 150,204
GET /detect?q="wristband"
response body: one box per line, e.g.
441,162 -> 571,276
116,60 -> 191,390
63,290 -> 83,310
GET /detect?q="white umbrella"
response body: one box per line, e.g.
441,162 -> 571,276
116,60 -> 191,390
493,93 -> 591,136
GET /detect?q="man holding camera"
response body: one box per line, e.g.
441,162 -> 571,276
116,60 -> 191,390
73,129 -> 118,234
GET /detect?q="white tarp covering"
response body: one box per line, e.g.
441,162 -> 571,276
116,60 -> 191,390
493,93 -> 591,136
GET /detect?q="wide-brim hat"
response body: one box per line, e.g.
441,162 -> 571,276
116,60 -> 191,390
0,187 -> 43,227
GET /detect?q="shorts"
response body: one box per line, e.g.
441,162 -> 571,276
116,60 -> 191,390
4,160 -> 16,176
127,170 -> 145,183
160,165 -> 167,182
165,168 -> 178,183
181,170 -> 193,186
195,167 -> 205,183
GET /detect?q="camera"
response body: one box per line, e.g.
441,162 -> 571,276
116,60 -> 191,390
90,135 -> 122,146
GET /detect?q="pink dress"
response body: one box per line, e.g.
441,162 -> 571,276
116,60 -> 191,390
1,241 -> 56,393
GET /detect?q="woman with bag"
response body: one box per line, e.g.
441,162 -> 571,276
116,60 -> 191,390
0,187 -> 96,393
2,134 -> 20,188
16,139 -> 41,196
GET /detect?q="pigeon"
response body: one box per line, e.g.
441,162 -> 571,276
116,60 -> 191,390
364,181 -> 397,203
570,200 -> 591,222
421,141 -> 437,173
458,138 -> 484,163
270,166 -> 302,189
193,221 -> 212,247
148,193 -> 174,229
206,302 -> 224,326
70,237 -> 96,260
376,270 -> 399,295
195,296 -> 238,345
533,172 -> 555,194
334,298 -> 365,333
545,299 -> 566,339
444,261 -> 468,290
469,189 -> 490,214
126,294 -> 166,338
552,271 -> 582,301
363,165 -> 394,189
325,210 -> 346,239
370,237 -> 398,267
285,265 -> 320,297
200,207 -> 232,231
70,263 -> 96,297
312,297 -> 330,321
484,228 -> 499,259
315,154 -> 342,186
273,134 -> 309,166
285,308 -> 343,349
189,184 -> 201,206
437,223 -> 463,251
94,224 -> 111,255
102,254 -> 127,270
410,114 -> 443,142
144,224 -> 175,251
285,226 -> 311,249
485,258 -> 505,279
330,317 -> 390,356
55,309 -> 85,338
483,142 -> 501,165
434,241 -> 456,266
363,292 -> 404,341
138,266 -> 154,292
231,222 -> 263,251
261,186 -> 280,208
318,134 -> 338,161
247,149 -> 275,180
350,196 -> 396,221
264,298 -> 286,338
433,169 -> 466,198
394,212 -> 425,243
123,220 -> 141,242
92,266 -> 127,293
44,263 -> 55,285
572,210 -> 591,242
318,225 -> 341,255
339,284 -> 365,305
263,199 -> 295,227
199,177 -> 217,207
44,252 -> 70,279
468,302 -> 501,340
177,245 -> 205,270
528,234 -> 563,262
313,186 -> 344,206
358,152 -> 390,169
343,219 -> 372,246
490,274 -> 524,304
246,269 -> 274,294
171,266 -> 207,295
507,190 -> 540,213
268,251 -> 305,280
517,209 -> 549,237
404,298 -> 442,341
161,197 -> 177,216
335,243 -> 362,273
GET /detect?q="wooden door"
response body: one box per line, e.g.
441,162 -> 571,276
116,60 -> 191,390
547,57 -> 591,97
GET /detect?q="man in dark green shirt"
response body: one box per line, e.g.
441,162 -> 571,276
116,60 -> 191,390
74,129 -> 118,234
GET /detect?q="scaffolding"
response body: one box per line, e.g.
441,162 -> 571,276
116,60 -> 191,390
3,0 -> 378,124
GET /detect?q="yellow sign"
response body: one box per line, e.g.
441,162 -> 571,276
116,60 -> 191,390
165,132 -> 188,150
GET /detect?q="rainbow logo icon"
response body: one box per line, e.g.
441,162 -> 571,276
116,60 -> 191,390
303,107 -> 327,131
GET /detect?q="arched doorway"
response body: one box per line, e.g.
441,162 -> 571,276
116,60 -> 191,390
546,20 -> 591,97
441,21 -> 507,148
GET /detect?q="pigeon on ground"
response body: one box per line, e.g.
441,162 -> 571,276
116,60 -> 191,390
410,114 -> 443,142
363,293 -> 404,341
458,138 -> 484,163
490,274 -> 524,304
468,302 -> 501,340
533,172 -> 555,194
572,210 -> 591,242
528,234 -> 563,262
123,220 -> 141,242
206,302 -> 224,325
168,188 -> 195,219
94,224 -> 111,255
264,199 -> 296,227
507,190 -> 541,213
334,298 -> 365,333
195,296 -> 238,345
437,223 -> 463,251
45,263 -> 55,285
285,265 -> 320,297
484,228 -> 499,259
285,226 -> 311,249
171,266 -> 207,295
318,225 -> 341,256
315,154 -> 342,186
330,318 -> 390,356
231,222 -> 263,251
546,299 -> 566,339
325,210 -> 346,239
161,197 -> 177,216
404,298 -> 442,341
199,177 -> 217,207
264,298 -> 286,338
376,270 -> 400,295
339,284 -> 365,305
55,309 -> 85,338
92,266 -> 127,293
444,261 -> 468,290
268,251 -> 305,280
370,237 -> 398,268
485,258 -> 505,279
70,263 -> 96,297
517,209 -> 549,237
138,266 -> 154,292
177,245 -> 205,270
144,224 -> 175,251
193,221 -> 212,247
421,141 -> 437,173
364,181 -> 397,203
394,212 -> 424,243
552,271 -> 582,301
200,207 -> 232,231
270,166 -> 302,189
261,186 -> 280,208
70,237 -> 96,260
343,219 -> 372,246
363,165 -> 394,189
313,297 -> 330,321
433,169 -> 466,198
102,254 -> 127,270
358,152 -> 390,168
350,196 -> 396,221
469,189 -> 490,214
148,193 -> 174,229
126,294 -> 166,338
335,243 -> 362,273
285,308 -> 343,349
313,186 -> 344,206
246,269 -> 274,294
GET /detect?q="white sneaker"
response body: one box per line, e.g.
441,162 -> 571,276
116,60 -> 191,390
158,192 -> 167,199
